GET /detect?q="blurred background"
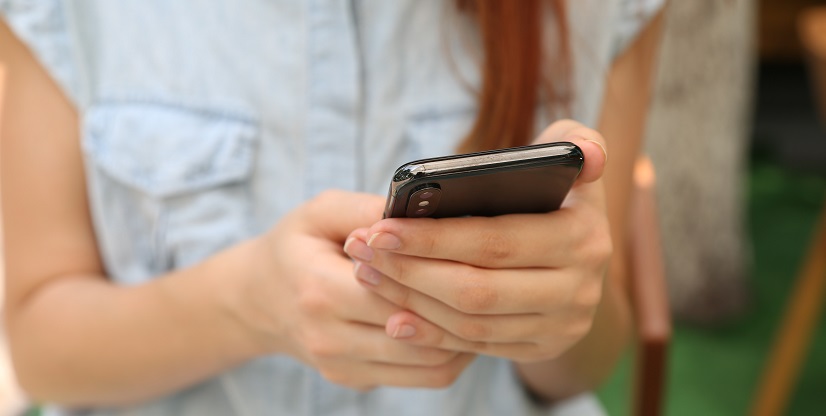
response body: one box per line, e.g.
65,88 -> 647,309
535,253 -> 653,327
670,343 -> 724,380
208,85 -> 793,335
2,0 -> 826,415
600,0 -> 826,415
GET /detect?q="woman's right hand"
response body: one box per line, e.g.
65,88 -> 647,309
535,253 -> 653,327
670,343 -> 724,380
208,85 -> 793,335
231,190 -> 475,391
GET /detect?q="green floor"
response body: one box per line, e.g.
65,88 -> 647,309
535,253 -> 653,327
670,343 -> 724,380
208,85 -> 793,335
598,160 -> 826,415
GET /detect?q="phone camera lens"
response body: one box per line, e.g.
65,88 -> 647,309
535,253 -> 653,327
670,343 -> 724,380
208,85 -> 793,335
406,185 -> 441,217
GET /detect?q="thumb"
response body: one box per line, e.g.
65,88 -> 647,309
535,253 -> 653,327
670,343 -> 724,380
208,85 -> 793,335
532,120 -> 608,184
563,137 -> 607,211
532,120 -> 608,209
562,136 -> 607,185
299,190 -> 386,242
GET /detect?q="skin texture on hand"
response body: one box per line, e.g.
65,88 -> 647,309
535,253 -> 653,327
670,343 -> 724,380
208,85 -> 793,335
341,6 -> 666,400
343,122 -> 612,365
237,190 -> 477,391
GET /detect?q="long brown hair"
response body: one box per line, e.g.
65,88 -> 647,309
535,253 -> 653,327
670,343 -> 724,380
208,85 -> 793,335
457,0 -> 571,152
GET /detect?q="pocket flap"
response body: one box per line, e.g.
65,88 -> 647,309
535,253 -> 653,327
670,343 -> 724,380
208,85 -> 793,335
83,101 -> 258,198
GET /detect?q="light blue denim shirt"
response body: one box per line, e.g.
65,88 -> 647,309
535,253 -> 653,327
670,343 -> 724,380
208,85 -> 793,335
2,1 -> 663,415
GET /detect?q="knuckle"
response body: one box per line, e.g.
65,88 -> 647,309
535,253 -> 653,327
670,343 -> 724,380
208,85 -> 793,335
313,189 -> 342,206
296,286 -> 332,317
391,258 -> 412,284
427,365 -> 462,388
590,224 -> 614,263
418,348 -> 458,366
304,332 -> 340,359
319,368 -> 369,391
574,215 -> 613,266
519,346 -> 547,363
455,270 -> 498,314
394,285 -> 414,310
454,318 -> 492,341
574,280 -> 604,311
467,340 -> 490,353
477,230 -> 513,263
420,228 -> 439,257
418,322 -> 455,351
305,191 -> 333,216
426,324 -> 450,349
531,347 -> 558,362
567,207 -> 589,232
518,343 -> 559,363
567,315 -> 596,341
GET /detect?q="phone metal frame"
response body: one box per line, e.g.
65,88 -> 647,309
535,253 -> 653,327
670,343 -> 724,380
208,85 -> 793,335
384,141 -> 583,218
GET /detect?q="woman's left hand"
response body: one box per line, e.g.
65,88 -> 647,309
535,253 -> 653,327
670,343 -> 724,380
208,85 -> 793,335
344,120 -> 612,363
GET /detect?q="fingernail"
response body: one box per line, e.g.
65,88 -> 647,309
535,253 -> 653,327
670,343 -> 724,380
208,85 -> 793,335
583,138 -> 608,164
367,232 -> 401,250
343,237 -> 356,253
344,238 -> 374,262
391,323 -> 417,339
354,262 -> 381,286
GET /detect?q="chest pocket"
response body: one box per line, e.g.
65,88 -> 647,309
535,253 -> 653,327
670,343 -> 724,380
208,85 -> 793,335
83,101 -> 259,283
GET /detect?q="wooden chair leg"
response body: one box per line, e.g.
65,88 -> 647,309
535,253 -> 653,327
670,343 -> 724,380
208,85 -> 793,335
630,157 -> 671,416
751,200 -> 826,416
755,9 -> 826,415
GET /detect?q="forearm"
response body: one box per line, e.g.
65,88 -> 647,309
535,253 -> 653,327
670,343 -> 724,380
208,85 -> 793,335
514,274 -> 631,401
6,239 -> 264,407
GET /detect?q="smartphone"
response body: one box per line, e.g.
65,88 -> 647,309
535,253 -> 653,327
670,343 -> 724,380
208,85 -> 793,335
383,142 -> 584,219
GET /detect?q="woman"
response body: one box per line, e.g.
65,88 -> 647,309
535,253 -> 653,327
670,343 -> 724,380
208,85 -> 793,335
1,0 -> 664,415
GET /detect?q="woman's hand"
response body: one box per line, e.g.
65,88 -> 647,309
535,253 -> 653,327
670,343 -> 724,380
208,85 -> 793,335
343,120 -> 612,363
232,190 -> 475,390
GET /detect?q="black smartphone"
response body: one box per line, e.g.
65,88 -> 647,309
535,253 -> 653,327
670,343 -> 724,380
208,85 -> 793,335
383,142 -> 584,219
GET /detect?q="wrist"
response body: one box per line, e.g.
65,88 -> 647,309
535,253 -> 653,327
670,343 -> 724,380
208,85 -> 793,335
212,236 -> 289,357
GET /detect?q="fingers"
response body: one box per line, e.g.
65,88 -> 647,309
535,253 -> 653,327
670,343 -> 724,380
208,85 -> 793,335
383,311 -> 574,363
327,322 -> 459,366
350,252 -> 589,316
299,253 -> 398,327
300,190 -> 385,242
340,121 -> 611,271
295,252 -> 470,373
317,352 -> 477,390
357,208 -> 606,269
370,281 -> 558,344
343,262 -> 596,363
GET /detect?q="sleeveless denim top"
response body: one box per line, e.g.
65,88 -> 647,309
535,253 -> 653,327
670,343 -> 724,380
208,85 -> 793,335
2,1 -> 663,415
